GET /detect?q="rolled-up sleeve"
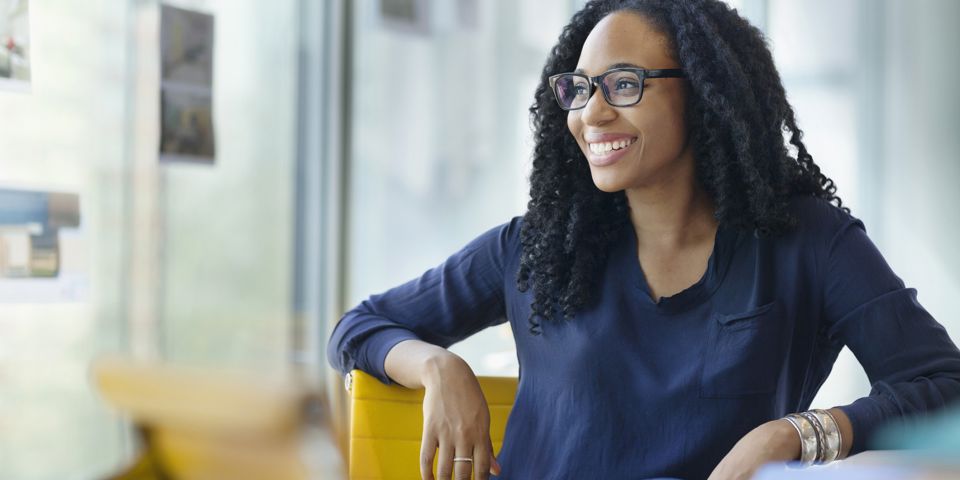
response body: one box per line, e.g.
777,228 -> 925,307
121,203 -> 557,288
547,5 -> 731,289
326,216 -> 522,385
822,218 -> 960,454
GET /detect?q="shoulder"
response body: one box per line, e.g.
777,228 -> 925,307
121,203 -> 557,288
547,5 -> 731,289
481,215 -> 523,246
464,215 -> 524,266
502,215 -> 525,239
500,215 -> 525,257
784,193 -> 865,249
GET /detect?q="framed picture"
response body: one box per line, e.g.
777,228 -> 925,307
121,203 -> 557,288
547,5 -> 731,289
159,4 -> 215,164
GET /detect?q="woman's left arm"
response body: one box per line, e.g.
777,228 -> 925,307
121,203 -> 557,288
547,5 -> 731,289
710,217 -> 960,480
820,218 -> 960,456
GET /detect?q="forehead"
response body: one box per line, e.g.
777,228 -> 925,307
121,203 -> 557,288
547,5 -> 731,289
575,10 -> 674,75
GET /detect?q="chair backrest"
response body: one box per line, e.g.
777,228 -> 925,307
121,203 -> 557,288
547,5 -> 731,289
346,369 -> 518,480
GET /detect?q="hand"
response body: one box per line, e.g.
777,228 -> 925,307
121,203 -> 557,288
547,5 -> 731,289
707,419 -> 800,480
419,353 -> 502,480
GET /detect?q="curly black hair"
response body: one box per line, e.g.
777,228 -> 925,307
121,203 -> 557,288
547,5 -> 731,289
516,0 -> 847,335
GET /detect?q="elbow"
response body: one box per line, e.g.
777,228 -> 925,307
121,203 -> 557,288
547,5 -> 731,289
926,356 -> 960,405
325,311 -> 356,376
323,299 -> 424,380
937,372 -> 960,407
324,333 -> 343,375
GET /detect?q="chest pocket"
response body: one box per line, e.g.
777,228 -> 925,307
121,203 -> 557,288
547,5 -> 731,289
699,300 -> 785,398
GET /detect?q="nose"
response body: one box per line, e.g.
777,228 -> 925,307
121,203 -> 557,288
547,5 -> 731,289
580,82 -> 616,125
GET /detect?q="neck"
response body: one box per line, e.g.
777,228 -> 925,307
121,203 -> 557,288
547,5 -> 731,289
625,150 -> 717,250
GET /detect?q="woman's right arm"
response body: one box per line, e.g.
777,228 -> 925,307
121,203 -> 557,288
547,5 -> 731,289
326,217 -> 521,479
326,217 -> 521,386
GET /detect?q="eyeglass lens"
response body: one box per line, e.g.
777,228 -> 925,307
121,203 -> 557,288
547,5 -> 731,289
553,70 -> 644,110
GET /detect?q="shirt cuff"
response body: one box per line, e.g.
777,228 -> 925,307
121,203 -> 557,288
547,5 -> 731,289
359,326 -> 424,386
838,394 -> 898,456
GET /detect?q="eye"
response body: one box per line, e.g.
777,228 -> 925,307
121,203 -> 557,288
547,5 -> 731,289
615,79 -> 639,90
573,83 -> 589,96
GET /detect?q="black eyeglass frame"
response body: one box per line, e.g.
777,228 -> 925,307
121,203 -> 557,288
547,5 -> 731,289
548,67 -> 686,111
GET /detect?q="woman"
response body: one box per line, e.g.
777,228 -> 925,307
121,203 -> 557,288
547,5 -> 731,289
327,0 -> 960,478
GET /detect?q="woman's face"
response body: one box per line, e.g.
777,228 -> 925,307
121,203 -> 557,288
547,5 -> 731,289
566,11 -> 690,193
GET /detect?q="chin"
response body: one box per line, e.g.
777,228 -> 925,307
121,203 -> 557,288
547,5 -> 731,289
589,169 -> 628,193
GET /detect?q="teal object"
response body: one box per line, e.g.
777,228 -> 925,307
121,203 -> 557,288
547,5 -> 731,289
872,401 -> 960,464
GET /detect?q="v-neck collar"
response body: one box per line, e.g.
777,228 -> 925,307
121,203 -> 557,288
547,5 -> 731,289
620,220 -> 742,314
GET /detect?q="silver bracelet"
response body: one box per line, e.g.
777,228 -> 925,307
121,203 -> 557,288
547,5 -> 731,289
799,411 -> 826,463
783,413 -> 817,467
810,409 -> 842,463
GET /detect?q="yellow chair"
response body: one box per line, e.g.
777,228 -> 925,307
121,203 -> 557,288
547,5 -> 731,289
346,369 -> 518,480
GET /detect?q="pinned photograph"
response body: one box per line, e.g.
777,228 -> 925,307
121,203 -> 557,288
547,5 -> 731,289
159,4 -> 215,164
0,187 -> 86,303
0,0 -> 31,92
160,89 -> 215,161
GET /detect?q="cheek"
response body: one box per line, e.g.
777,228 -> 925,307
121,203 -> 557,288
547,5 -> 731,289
567,111 -> 586,152
651,117 -> 680,142
635,90 -> 688,145
661,96 -> 689,145
636,109 -> 685,150
566,112 -> 581,139
661,113 -> 688,148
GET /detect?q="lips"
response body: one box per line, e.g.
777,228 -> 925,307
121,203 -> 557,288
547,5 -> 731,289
584,135 -> 638,167
588,136 -> 637,155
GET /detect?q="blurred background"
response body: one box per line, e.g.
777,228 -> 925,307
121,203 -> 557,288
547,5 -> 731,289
0,0 -> 958,478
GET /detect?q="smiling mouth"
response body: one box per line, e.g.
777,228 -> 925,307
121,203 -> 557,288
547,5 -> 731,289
587,137 -> 638,155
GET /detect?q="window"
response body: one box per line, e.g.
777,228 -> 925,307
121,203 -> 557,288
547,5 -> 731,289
344,0 -> 577,376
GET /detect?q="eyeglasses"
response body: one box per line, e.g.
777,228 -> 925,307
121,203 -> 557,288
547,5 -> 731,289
548,67 -> 685,111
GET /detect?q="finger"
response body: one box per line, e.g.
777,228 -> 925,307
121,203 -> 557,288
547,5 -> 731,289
485,435 -> 501,476
453,443 -> 474,480
420,430 -> 438,480
472,443 -> 492,480
436,440 -> 455,480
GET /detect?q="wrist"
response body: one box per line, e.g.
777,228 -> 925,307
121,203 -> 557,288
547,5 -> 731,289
781,409 -> 844,466
772,418 -> 803,462
420,349 -> 468,388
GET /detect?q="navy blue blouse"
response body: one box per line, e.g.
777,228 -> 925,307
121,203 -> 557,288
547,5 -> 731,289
327,194 -> 960,479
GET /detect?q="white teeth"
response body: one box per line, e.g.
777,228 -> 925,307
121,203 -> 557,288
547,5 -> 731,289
588,137 -> 635,155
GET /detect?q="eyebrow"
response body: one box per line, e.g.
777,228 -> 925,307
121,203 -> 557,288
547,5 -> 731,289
573,62 -> 644,75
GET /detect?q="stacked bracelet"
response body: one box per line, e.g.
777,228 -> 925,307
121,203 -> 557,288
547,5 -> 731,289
811,409 -> 842,463
783,409 -> 842,467
799,411 -> 825,462
783,413 -> 817,467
